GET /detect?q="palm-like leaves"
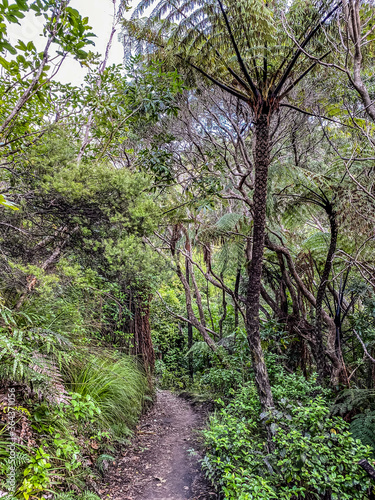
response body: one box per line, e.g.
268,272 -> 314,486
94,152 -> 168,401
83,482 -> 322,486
123,0 -> 339,108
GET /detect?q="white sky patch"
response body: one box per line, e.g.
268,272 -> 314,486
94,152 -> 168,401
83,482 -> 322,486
7,0 -> 126,86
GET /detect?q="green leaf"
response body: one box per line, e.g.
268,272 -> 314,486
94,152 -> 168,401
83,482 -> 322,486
0,195 -> 19,210
0,40 -> 17,54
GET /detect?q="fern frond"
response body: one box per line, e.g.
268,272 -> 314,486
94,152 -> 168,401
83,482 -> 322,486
332,389 -> 375,416
53,491 -> 101,500
80,493 -> 102,500
302,231 -> 330,262
96,453 -> 115,473
350,410 -> 375,455
186,341 -> 213,357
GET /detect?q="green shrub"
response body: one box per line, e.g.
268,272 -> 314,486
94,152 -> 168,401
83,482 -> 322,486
271,370 -> 332,403
273,398 -> 371,499
0,347 -> 148,497
155,359 -> 189,389
201,367 -> 242,396
202,375 -> 372,499
18,447 -> 52,500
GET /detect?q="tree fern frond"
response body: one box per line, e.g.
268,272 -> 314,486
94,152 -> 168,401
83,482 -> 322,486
302,231 -> 330,262
215,212 -> 244,232
124,0 -> 338,103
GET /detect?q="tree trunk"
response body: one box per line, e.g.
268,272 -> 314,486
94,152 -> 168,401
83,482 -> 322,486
131,294 -> 155,377
315,206 -> 338,383
218,273 -> 227,339
246,113 -> 274,412
343,0 -> 375,123
186,260 -> 194,382
175,258 -> 217,351
234,266 -> 241,329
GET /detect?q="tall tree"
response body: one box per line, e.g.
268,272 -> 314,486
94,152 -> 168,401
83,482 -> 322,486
123,0 -> 341,410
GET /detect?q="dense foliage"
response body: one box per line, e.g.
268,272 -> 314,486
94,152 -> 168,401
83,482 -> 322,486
1,0 -> 375,498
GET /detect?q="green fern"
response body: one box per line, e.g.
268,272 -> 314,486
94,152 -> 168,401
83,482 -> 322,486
0,310 -> 72,400
350,410 -> 375,455
53,492 -> 101,500
302,231 -> 330,263
331,389 -> 375,416
96,453 -> 115,474
80,493 -> 102,500
214,239 -> 245,275
215,213 -> 244,232
0,447 -> 29,474
198,212 -> 246,242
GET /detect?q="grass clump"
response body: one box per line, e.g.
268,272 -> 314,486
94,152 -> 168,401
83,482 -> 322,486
66,352 -> 149,439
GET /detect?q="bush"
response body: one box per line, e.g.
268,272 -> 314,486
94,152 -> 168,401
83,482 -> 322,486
202,374 -> 372,499
201,367 -> 243,396
273,398 -> 371,499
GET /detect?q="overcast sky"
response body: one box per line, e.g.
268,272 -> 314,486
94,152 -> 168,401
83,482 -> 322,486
8,0 -> 126,86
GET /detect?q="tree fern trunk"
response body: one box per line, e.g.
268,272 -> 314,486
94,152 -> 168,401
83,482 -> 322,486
246,113 -> 274,412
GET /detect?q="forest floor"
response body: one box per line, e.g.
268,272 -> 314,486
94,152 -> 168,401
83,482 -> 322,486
103,390 -> 218,500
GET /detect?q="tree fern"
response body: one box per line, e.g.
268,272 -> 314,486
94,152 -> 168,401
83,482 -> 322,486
215,213 -> 244,232
197,212 -> 244,243
213,240 -> 244,276
123,0 -> 338,111
196,212 -> 247,275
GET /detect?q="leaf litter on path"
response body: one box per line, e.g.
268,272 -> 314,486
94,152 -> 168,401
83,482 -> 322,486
103,390 -> 217,500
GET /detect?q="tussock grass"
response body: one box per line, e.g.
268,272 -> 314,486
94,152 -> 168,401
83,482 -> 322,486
65,352 -> 149,438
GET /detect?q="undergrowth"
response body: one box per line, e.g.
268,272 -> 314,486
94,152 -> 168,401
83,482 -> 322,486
0,300 -> 148,499
202,372 -> 372,500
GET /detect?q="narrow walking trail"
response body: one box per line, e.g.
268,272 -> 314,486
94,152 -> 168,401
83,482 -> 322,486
105,390 -> 217,500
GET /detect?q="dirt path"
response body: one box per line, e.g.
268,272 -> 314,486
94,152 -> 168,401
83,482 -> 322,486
104,390 -> 217,500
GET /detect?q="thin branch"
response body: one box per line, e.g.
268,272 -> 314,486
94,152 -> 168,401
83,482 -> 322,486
155,291 -> 219,339
274,3 -> 341,96
353,329 -> 375,363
